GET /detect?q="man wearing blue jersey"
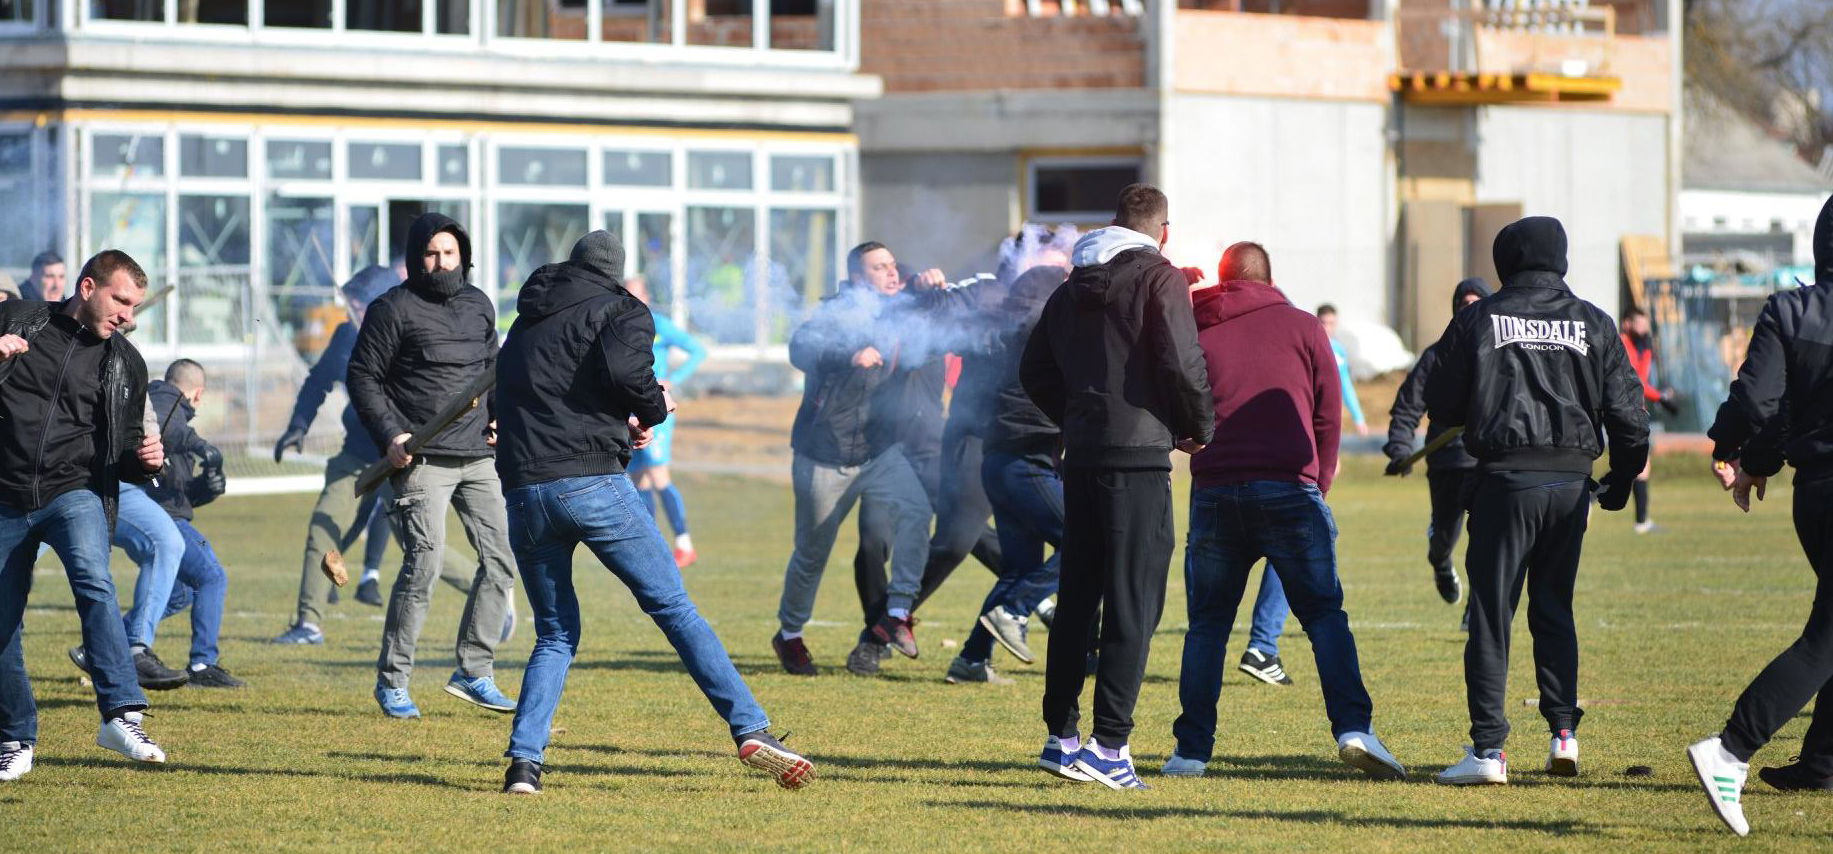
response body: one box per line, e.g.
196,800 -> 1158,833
625,275 -> 709,568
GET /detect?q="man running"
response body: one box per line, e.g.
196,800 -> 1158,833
622,274 -> 708,569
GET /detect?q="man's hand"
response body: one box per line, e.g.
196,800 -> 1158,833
1712,459 -> 1738,491
1732,467 -> 1768,513
1384,454 -> 1414,478
137,434 -> 165,473
1596,469 -> 1634,511
1355,422 -> 1371,437
1180,267 -> 1207,288
629,417 -> 654,450
1175,438 -> 1207,455
386,433 -> 414,469
486,419 -> 497,448
853,346 -> 884,369
273,425 -> 308,463
910,268 -> 947,290
0,334 -> 28,361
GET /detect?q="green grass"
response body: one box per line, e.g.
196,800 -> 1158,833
4,456 -> 1828,851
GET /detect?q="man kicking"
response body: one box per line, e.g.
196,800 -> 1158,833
494,230 -> 811,794
1687,193 -> 1833,837
1424,217 -> 1648,785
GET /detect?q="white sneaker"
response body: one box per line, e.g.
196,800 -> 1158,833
1337,731 -> 1407,780
1633,520 -> 1657,535
1435,746 -> 1507,785
0,741 -> 33,781
1546,729 -> 1579,777
1161,754 -> 1207,777
1687,737 -> 1750,836
97,711 -> 165,763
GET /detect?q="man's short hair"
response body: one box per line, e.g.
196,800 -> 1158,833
30,250 -> 62,276
1315,303 -> 1338,318
1622,306 -> 1647,321
165,358 -> 206,390
846,241 -> 889,281
1113,183 -> 1169,235
76,250 -> 149,292
1219,242 -> 1272,283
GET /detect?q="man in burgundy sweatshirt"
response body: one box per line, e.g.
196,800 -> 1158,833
1162,242 -> 1406,781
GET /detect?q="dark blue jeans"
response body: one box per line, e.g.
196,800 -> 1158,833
158,519 -> 227,668
967,450 -> 1066,662
505,474 -> 769,764
0,490 -> 149,744
1173,481 -> 1374,761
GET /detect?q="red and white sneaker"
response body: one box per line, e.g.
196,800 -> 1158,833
1546,729 -> 1579,777
738,731 -> 814,790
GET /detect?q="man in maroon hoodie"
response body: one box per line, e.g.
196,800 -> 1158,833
1161,242 -> 1406,780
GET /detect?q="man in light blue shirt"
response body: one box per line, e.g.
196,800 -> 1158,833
625,274 -> 708,568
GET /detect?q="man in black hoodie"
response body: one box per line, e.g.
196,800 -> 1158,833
1386,277 -> 1491,612
1687,193 -> 1833,837
1021,184 -> 1213,789
1425,216 -> 1649,786
348,213 -> 517,719
493,230 -> 812,795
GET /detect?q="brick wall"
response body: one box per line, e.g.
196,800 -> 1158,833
860,0 -> 1146,93
1175,10 -> 1392,101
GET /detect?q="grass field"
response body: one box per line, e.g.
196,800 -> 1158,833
3,455 -> 1828,852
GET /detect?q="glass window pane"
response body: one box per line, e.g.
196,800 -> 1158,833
603,149 -> 671,187
687,151 -> 751,190
91,1 -> 161,21
769,208 -> 834,342
436,0 -> 468,33
93,133 -> 164,178
771,155 -> 833,193
388,200 -> 469,267
602,0 -> 672,43
0,134 -> 35,271
497,0 -> 585,38
90,192 -> 167,342
267,195 -> 337,354
265,0 -> 331,27
689,0 -> 751,47
268,140 -> 333,180
685,206 -> 754,344
637,212 -> 673,311
177,195 -> 252,345
184,1 -> 247,23
496,202 -> 588,322
180,136 -> 248,178
178,195 -> 251,268
349,142 -> 422,181
1,2 -> 36,25
497,147 -> 587,186
348,204 -> 380,271
1032,162 -> 1141,219
348,0 -> 421,31
436,144 -> 470,186
603,210 -> 626,245
769,0 -> 833,51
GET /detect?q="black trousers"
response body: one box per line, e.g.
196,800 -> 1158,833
1042,466 -> 1174,746
1426,467 -> 1473,572
855,430 -> 1002,629
1721,477 -> 1833,773
1463,472 -> 1591,751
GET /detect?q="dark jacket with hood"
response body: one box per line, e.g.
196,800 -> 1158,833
145,379 -> 225,520
495,230 -> 669,491
1188,280 -> 1341,492
1425,217 -> 1649,477
1019,226 -> 1213,470
282,266 -> 399,462
0,299 -> 154,526
348,213 -> 499,459
1386,278 -> 1490,471
1708,193 -> 1833,482
982,265 -> 1067,455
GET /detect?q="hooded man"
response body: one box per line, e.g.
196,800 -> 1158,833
1385,277 -> 1492,613
1689,193 -> 1833,836
1424,216 -> 1649,786
493,230 -> 812,794
1021,183 -> 1214,789
347,212 -> 518,719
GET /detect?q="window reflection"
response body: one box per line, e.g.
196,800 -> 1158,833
601,0 -> 671,43
267,195 -> 336,353
497,0 -> 585,39
265,0 -> 331,27
178,195 -> 253,345
496,202 -> 588,320
91,192 -> 168,342
689,0 -> 752,47
685,206 -> 754,344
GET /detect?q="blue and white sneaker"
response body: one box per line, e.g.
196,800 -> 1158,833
374,684 -> 421,719
444,673 -> 516,713
1072,743 -> 1150,790
271,623 -> 324,645
1038,734 -> 1091,781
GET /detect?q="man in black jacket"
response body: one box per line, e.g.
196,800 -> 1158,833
1021,184 -> 1214,789
348,213 -> 517,719
1425,216 -> 1649,786
18,251 -> 65,303
1687,193 -> 1833,837
494,230 -> 812,795
271,266 -> 477,644
1385,277 -> 1490,610
0,250 -> 170,781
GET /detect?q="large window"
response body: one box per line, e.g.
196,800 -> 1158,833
685,206 -> 755,344
90,192 -> 168,340
0,133 -> 35,270
1027,158 -> 1142,222
496,202 -> 588,319
178,195 -> 252,345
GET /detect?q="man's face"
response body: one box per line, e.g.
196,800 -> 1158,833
1320,313 -> 1338,338
423,231 -> 462,273
856,248 -> 902,296
1625,314 -> 1651,337
76,270 -> 145,339
1459,293 -> 1482,311
40,263 -> 67,302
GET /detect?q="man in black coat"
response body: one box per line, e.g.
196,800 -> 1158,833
348,213 -> 517,719
1021,183 -> 1214,789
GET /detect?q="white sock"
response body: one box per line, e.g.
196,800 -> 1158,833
887,608 -> 909,620
779,629 -> 803,641
1093,740 -> 1128,762
1056,734 -> 1082,754
189,663 -> 206,672
360,567 -> 380,584
675,534 -> 694,552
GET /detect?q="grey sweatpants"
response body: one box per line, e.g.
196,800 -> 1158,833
778,447 -> 930,634
376,455 -> 517,689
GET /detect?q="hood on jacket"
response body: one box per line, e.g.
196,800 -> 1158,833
1192,280 -> 1290,330
1493,216 -> 1569,283
341,264 -> 398,305
516,231 -> 626,322
1453,277 -> 1491,312
148,378 -> 193,423
403,212 -> 472,299
1815,192 -> 1833,284
1070,226 -> 1160,268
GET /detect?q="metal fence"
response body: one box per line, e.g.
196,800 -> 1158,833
1644,276 -> 1788,433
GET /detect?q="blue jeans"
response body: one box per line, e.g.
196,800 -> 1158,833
1247,566 -> 1288,656
0,490 -> 149,739
504,474 -> 768,763
158,519 -> 227,668
1172,481 -> 1374,761
115,483 -> 186,650
967,450 -> 1066,662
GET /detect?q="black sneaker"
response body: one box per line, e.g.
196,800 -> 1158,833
844,639 -> 883,676
133,649 -> 189,690
504,758 -> 542,794
1759,759 -> 1833,791
355,578 -> 383,607
186,663 -> 245,689
1434,565 -> 1462,604
1237,649 -> 1293,686
67,645 -> 91,674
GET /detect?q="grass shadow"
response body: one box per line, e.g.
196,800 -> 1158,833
927,800 -> 1599,834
